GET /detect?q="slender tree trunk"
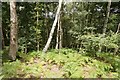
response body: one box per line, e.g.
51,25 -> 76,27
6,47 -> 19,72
36,10 -> 40,51
103,0 -> 111,35
59,15 -> 63,49
56,14 -> 63,49
43,0 -> 63,53
44,3 -> 49,42
24,22 -> 28,53
0,2 -> 2,67
0,21 -> 2,51
25,41 -> 27,54
55,15 -> 60,49
2,30 -> 5,49
116,23 -> 120,34
86,2 -> 89,28
0,2 -> 2,50
9,0 -> 18,60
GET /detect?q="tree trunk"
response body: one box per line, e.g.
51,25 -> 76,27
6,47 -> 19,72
103,0 -> 111,35
43,0 -> 63,53
36,10 -> 40,51
59,15 -> 63,49
0,20 -> 2,51
9,0 -> 18,60
25,42 -> 27,54
2,30 -> 5,49
55,15 -> 60,49
116,23 -> 120,34
55,14 -> 63,49
0,2 -> 2,50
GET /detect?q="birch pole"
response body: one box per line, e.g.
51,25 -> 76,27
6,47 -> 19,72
43,0 -> 63,53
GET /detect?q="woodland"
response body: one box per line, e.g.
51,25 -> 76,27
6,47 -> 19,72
0,0 -> 120,79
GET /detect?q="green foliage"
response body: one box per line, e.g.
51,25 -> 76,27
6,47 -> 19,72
40,49 -> 119,78
2,60 -> 23,78
17,52 -> 34,62
2,49 -> 119,78
96,52 -> 120,72
2,2 -> 120,79
79,33 -> 120,54
23,63 -> 43,78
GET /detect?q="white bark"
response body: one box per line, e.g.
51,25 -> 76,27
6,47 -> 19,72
43,0 -> 63,53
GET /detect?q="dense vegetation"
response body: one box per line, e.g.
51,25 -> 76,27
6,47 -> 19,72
2,49 -> 120,78
1,0 -> 120,79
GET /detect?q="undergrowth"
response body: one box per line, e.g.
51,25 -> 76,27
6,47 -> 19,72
2,49 -> 119,78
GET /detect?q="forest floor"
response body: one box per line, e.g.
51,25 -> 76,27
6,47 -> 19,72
2,49 -> 120,78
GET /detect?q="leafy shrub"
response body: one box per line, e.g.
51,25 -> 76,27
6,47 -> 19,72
96,52 -> 120,72
2,60 -> 23,78
79,33 -> 120,54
